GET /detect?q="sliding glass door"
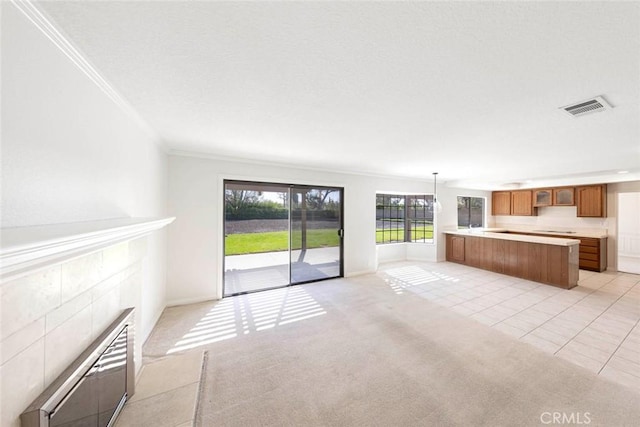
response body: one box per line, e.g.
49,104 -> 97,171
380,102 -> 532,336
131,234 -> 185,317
290,186 -> 343,284
224,181 -> 343,296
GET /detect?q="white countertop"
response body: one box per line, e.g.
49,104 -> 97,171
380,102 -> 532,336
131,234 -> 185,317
443,229 -> 580,246
503,228 -> 608,239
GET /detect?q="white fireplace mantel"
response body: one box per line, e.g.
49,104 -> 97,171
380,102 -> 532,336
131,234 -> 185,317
0,217 -> 175,282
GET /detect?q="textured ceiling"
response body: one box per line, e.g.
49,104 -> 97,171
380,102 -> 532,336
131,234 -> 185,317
36,1 -> 640,188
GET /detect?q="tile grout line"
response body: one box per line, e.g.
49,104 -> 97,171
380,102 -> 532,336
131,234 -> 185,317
596,311 -> 640,375
517,274 -> 618,339
550,278 -> 639,361
463,272 -> 619,348
445,269 -> 638,376
447,274 -> 540,313
471,280 -> 576,327
389,265 -> 637,363
127,380 -> 202,406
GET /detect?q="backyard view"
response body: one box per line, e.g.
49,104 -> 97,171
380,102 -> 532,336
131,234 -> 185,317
224,188 -> 341,255
225,228 -> 340,255
376,194 -> 434,243
457,196 -> 485,228
375,225 -> 434,243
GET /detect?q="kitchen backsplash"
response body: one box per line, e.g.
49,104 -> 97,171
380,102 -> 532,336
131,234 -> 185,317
494,206 -> 609,233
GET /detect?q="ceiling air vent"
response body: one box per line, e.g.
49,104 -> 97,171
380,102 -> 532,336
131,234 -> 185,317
560,96 -> 612,117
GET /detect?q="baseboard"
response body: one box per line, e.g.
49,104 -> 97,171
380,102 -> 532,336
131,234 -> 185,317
166,295 -> 220,307
345,269 -> 376,277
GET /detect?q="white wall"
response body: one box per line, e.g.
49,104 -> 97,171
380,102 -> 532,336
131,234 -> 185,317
167,154 -> 489,305
1,6 -> 168,424
1,4 -> 166,229
1,2 -> 168,333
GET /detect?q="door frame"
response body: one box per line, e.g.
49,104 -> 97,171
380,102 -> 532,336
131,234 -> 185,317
617,191 -> 640,274
289,184 -> 345,285
222,179 -> 344,297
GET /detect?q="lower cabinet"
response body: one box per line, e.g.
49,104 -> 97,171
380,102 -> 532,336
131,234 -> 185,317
450,236 -> 465,262
445,234 -> 578,289
498,231 -> 608,272
579,237 -> 607,272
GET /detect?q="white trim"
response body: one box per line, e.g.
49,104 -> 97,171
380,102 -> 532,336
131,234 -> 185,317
9,0 -> 162,146
170,149 -> 437,183
0,217 -> 175,282
344,269 -> 375,277
166,295 -> 220,307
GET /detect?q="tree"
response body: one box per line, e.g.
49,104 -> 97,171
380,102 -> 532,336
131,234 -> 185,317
278,192 -> 289,208
225,190 -> 260,214
306,189 -> 336,210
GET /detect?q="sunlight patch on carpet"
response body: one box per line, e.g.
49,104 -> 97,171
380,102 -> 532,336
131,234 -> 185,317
167,286 -> 326,354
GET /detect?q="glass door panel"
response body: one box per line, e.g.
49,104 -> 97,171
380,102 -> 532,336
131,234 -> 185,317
224,181 -> 290,296
224,181 -> 343,296
290,186 -> 343,284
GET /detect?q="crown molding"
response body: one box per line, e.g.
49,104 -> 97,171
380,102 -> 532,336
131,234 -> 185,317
168,149 -> 441,184
10,0 -> 161,144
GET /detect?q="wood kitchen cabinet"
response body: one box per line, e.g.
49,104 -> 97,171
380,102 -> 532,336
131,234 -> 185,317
511,190 -> 536,216
553,187 -> 575,206
492,184 -> 602,217
449,235 -> 465,262
534,189 -> 552,207
509,230 -> 608,272
578,237 -> 607,272
576,184 -> 607,217
492,191 -> 511,215
445,233 -> 578,289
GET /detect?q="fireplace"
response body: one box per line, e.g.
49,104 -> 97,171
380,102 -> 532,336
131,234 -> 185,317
20,309 -> 135,427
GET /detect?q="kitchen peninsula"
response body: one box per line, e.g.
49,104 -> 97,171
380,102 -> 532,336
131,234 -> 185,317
444,229 -> 580,289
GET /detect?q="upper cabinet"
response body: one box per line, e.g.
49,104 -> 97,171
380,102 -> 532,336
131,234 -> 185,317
553,187 -> 574,206
492,191 -> 512,215
576,185 -> 607,217
491,184 -> 605,217
511,190 -> 536,216
533,189 -> 552,207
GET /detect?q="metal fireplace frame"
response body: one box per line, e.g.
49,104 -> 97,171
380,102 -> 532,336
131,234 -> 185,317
21,308 -> 135,427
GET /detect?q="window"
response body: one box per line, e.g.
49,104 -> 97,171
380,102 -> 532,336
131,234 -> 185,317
376,194 -> 405,243
376,194 -> 434,244
457,196 -> 485,228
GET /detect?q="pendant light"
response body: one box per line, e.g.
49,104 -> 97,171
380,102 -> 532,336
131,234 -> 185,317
433,172 -> 443,213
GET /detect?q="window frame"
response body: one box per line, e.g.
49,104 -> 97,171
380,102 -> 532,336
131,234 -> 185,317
376,193 -> 434,244
457,195 -> 486,229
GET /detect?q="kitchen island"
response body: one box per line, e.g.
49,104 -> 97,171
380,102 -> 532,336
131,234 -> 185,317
444,229 -> 580,289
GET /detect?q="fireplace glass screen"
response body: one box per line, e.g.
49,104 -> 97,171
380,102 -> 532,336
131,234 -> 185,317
49,326 -> 128,427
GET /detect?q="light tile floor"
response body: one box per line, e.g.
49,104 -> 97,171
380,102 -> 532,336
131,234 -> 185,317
378,262 -> 640,392
116,351 -> 204,427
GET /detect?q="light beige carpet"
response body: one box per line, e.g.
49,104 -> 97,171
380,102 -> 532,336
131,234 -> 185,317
162,276 -> 640,426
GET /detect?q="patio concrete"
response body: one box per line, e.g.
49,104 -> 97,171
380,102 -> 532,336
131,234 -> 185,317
224,247 -> 341,295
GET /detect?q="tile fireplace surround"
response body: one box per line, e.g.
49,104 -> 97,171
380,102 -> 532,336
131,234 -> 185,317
0,217 -> 174,427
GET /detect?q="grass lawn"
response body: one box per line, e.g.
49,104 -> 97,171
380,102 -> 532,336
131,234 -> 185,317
376,226 -> 434,243
225,229 -> 340,255
226,225 -> 434,255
